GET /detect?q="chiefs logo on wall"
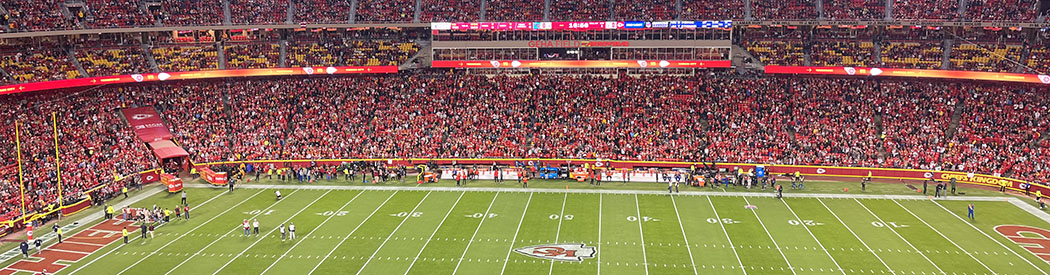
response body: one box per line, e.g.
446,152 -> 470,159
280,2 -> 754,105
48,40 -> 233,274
513,243 -> 596,262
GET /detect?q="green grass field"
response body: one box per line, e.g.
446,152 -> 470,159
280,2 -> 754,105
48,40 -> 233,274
22,179 -> 1050,275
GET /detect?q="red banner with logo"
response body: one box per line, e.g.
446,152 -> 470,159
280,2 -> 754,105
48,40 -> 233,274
162,174 -> 183,193
0,66 -> 398,95
432,60 -> 730,69
199,167 -> 228,186
140,169 -> 161,184
765,65 -> 1050,85
120,107 -> 172,143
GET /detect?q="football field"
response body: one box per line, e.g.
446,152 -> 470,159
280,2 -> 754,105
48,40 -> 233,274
32,184 -> 1050,274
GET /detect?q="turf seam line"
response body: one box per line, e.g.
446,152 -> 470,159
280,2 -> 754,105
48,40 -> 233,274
930,200 -> 1049,274
670,195 -> 699,275
547,193 -> 570,275
162,189 -> 300,275
500,192 -> 534,275
853,198 -> 946,274
403,191 -> 466,274
450,192 -> 501,275
890,200 -> 998,275
816,198 -> 897,274
354,191 -> 434,275
632,194 -> 651,275
191,183 -> 1015,201
741,196 -> 797,275
212,189 -> 334,274
258,190 -> 366,275
781,199 -> 847,275
70,188 -> 236,275
706,196 -> 747,274
309,191 -> 399,274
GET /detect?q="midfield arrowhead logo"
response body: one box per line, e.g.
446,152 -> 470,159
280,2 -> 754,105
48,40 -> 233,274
513,243 -> 596,262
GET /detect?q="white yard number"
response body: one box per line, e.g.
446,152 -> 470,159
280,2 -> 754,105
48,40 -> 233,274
246,210 -> 274,215
395,211 -> 423,218
707,218 -> 740,224
549,214 -> 574,220
468,213 -> 499,218
627,216 -> 658,222
871,221 -> 908,228
788,220 -> 821,226
319,211 -> 349,217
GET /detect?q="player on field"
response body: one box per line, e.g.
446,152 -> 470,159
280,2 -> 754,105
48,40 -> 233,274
522,175 -> 528,188
280,223 -> 286,241
288,223 -> 296,240
775,183 -> 783,199
968,204 -> 975,221
253,219 -> 260,235
276,190 -> 282,200
243,220 -> 251,236
122,227 -> 129,244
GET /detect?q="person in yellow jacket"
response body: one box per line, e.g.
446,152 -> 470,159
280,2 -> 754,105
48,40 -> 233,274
56,227 -> 63,243
122,227 -> 128,244
122,186 -> 128,199
105,205 -> 114,219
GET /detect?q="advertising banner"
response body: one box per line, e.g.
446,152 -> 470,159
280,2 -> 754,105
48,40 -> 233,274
766,65 -> 1050,85
0,66 -> 398,95
120,107 -> 172,143
60,199 -> 92,216
162,174 -> 183,193
199,167 -> 228,186
432,60 -> 731,68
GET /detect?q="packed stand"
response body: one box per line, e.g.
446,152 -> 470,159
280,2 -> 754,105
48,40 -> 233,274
822,0 -> 885,19
420,0 -> 480,22
224,43 -> 281,69
229,0 -> 290,24
680,0 -> 745,20
483,0 -> 544,21
85,0 -> 156,28
1026,44 -> 1050,75
750,0 -> 818,20
158,0 -> 224,26
151,45 -> 219,71
76,47 -> 151,76
550,0 -> 611,21
354,0 -> 416,22
614,0 -> 675,21
2,0 -> 74,31
0,48 -> 81,84
964,0 -> 1039,21
947,86 -> 1050,181
878,81 -> 964,169
893,0 -> 957,20
293,0 -> 352,23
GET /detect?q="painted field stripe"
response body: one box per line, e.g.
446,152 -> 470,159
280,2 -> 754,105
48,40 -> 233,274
308,191 -> 399,274
670,195 -> 698,275
354,191 -> 434,275
740,196 -> 796,275
816,198 -> 896,274
781,199 -> 845,275
633,194 -> 650,275
547,193 -> 569,275
853,198 -> 945,274
259,190 -> 366,275
212,190 -> 334,274
931,200 -> 1048,274
162,189 -> 301,275
706,196 -> 746,275
450,192 -> 501,275
890,200 -> 996,274
70,188 -> 252,275
404,192 -> 466,274
597,194 -> 602,275
500,193 -> 534,274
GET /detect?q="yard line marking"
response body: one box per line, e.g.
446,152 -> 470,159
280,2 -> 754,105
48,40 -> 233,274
162,189 -> 301,275
308,189 -> 391,275
259,191 -> 366,275
79,189 -> 261,275
854,199 -> 945,274
930,200 -> 1048,274
598,194 -> 603,275
214,190 -> 334,274
548,193 -> 569,275
500,193 -> 534,274
354,191 -> 434,275
817,198 -> 896,274
451,192 -> 501,275
706,196 -> 747,275
740,196 -> 796,275
404,192 -> 466,274
890,200 -> 996,275
781,199 -> 846,275
633,194 -> 650,275
670,195 -> 699,275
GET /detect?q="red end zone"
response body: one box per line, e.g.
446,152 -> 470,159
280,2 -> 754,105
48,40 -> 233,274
995,225 -> 1050,263
0,219 -> 139,274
